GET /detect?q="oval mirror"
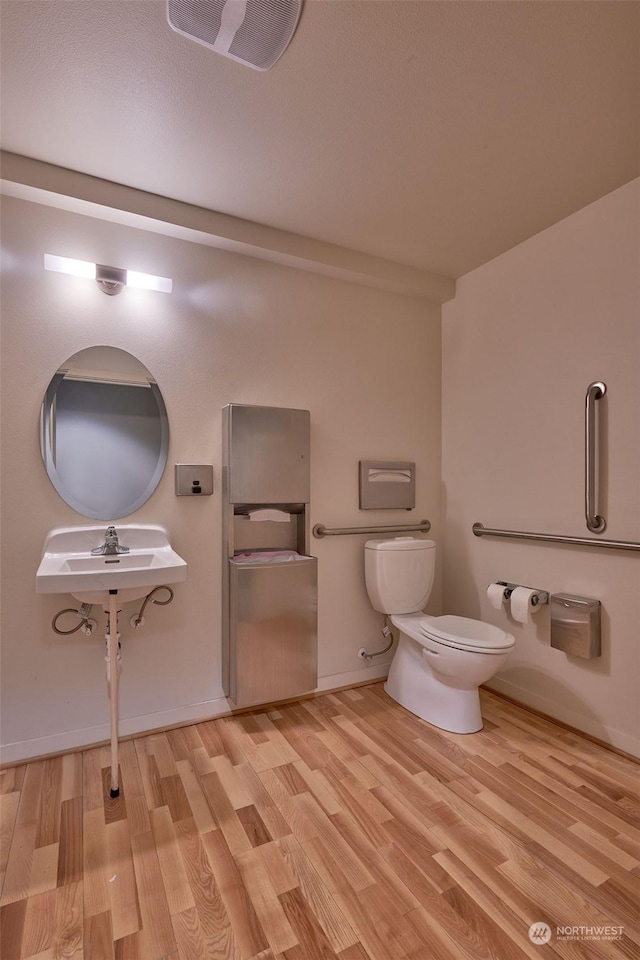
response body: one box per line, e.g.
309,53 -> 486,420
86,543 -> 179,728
40,346 -> 169,520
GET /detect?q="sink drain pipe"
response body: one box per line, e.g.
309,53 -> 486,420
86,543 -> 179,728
106,589 -> 120,797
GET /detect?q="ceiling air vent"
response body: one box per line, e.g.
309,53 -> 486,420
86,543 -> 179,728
167,0 -> 303,71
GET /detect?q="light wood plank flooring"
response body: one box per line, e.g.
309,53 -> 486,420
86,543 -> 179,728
1,683 -> 639,960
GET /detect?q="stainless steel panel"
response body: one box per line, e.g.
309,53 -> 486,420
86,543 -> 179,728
174,463 -> 214,496
550,593 -> 601,659
359,460 -> 415,510
226,404 -> 310,504
229,556 -> 317,707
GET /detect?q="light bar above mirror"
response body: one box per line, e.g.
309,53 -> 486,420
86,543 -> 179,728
44,254 -> 172,295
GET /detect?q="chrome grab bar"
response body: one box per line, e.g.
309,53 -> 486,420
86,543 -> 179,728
585,381 -> 606,533
472,522 -> 640,552
313,519 -> 431,539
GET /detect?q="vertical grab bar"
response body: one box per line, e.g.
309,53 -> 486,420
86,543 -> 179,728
585,381 -> 606,533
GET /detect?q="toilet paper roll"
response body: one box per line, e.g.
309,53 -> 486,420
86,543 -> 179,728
487,582 -> 507,611
510,586 -> 540,624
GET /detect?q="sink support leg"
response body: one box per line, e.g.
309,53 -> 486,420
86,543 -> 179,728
108,589 -> 120,798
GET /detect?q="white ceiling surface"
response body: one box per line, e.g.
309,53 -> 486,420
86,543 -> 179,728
1,1 -> 638,281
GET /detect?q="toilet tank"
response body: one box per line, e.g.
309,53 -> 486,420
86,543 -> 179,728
364,537 -> 436,614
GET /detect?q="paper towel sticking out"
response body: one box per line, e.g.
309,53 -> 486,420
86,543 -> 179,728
487,582 -> 507,611
248,508 -> 291,522
510,586 -> 541,624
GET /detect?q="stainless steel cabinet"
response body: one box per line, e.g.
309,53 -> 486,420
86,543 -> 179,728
229,555 -> 317,706
222,404 -> 317,706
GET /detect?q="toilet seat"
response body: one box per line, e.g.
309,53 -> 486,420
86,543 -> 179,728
419,615 -> 515,654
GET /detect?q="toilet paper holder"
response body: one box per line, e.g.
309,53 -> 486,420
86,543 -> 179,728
495,581 -> 549,606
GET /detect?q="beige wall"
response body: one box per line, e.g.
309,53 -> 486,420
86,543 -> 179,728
442,179 -> 640,756
3,178 -> 638,765
0,195 -> 442,763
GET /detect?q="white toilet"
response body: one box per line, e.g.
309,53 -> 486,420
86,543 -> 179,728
365,537 -> 515,734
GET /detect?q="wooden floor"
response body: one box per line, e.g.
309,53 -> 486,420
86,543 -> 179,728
1,684 -> 639,960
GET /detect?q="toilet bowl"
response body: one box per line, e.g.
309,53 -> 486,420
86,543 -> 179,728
364,538 -> 515,734
386,613 -> 514,733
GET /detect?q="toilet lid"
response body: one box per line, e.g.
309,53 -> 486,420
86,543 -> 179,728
419,615 -> 515,652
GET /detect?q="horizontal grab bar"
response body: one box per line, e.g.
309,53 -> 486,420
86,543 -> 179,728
473,522 -> 640,552
313,519 -> 431,539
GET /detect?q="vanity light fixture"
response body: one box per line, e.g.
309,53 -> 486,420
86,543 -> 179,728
44,255 -> 172,295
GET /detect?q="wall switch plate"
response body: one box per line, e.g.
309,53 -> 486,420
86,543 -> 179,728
175,464 -> 214,496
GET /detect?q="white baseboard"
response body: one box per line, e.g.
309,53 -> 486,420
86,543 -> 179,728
0,697 -> 231,766
486,677 -> 640,759
0,664 -> 389,765
316,662 -> 389,692
5,668 -> 635,765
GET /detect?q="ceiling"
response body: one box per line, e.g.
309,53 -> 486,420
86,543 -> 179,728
1,1 -> 638,280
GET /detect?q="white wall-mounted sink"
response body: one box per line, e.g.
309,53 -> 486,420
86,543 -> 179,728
36,524 -> 187,605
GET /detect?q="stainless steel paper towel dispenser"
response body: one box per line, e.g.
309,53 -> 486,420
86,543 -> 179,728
227,404 -> 310,504
550,593 -> 601,659
222,404 -> 317,706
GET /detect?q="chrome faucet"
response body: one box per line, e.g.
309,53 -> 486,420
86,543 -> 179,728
91,526 -> 130,556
